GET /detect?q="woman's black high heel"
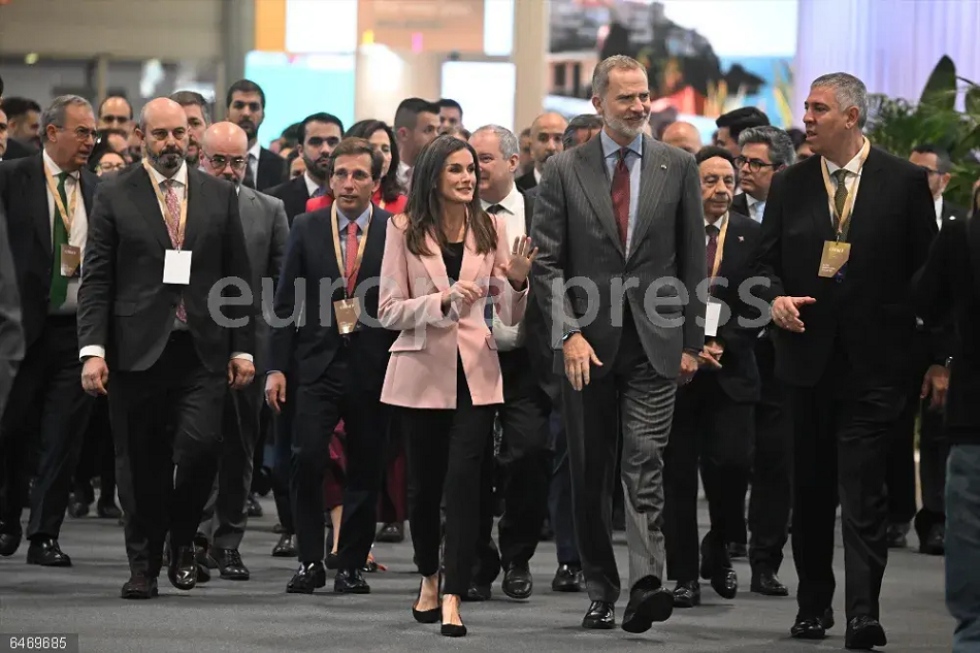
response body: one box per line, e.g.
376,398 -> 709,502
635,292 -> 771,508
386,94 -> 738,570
412,577 -> 440,624
440,595 -> 467,637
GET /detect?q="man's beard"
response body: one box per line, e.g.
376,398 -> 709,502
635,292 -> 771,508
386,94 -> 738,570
237,120 -> 257,142
605,114 -> 649,140
185,141 -> 200,166
303,154 -> 330,182
148,146 -> 184,173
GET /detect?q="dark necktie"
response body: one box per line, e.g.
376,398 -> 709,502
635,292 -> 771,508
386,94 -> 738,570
49,172 -> 70,309
832,168 -> 848,230
611,148 -> 630,249
486,204 -> 504,215
705,223 -> 720,278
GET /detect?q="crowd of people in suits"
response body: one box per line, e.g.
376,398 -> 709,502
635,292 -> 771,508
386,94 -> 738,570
0,55 -> 978,650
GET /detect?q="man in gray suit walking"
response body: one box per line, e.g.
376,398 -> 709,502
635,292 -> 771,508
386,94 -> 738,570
197,121 -> 289,579
531,55 -> 706,633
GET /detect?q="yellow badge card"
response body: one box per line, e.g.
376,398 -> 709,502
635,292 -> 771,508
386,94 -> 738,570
60,244 -> 81,278
818,241 -> 851,278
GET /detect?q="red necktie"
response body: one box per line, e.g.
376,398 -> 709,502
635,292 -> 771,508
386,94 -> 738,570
611,148 -> 630,249
705,224 -> 719,278
345,221 -> 359,296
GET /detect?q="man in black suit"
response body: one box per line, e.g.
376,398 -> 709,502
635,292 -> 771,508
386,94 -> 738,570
78,98 -> 255,599
268,112 -> 344,224
466,125 -> 554,601
516,112 -> 566,193
756,72 -> 936,649
663,146 -> 761,608
0,95 -> 100,566
226,79 -> 286,191
266,136 -> 395,595
0,74 -> 23,417
884,144 -> 964,554
0,97 -> 42,161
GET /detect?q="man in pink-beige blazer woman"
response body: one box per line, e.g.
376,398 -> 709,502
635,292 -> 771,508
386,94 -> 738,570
375,134 -> 535,638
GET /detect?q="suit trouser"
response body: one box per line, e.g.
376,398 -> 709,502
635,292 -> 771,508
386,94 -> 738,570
664,373 -> 753,583
111,331 -> 226,577
290,350 -> 389,568
789,345 -> 905,621
564,317 -> 676,603
73,395 -> 115,505
885,383 -> 921,526
271,369 -> 295,535
548,408 -> 580,566
401,357 -> 496,596
199,381 -> 263,550
0,315 -> 92,541
747,334 -> 793,573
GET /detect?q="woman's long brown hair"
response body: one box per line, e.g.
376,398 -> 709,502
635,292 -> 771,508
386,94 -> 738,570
403,134 -> 497,257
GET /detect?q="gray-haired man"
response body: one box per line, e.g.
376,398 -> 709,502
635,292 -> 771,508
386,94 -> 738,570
0,95 -> 100,566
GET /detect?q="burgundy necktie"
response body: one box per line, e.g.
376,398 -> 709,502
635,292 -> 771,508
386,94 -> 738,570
705,223 -> 719,278
611,148 -> 630,249
163,180 -> 187,322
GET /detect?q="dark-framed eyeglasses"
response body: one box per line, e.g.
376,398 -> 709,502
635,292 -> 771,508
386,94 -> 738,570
204,153 -> 247,171
734,156 -> 776,173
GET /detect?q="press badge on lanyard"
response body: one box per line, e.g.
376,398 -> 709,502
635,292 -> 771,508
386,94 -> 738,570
818,140 -> 869,282
331,203 -> 372,335
145,162 -> 192,285
44,168 -> 82,277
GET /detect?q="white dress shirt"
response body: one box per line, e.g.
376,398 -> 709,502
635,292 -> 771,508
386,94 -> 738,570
823,141 -> 867,225
43,150 -> 88,314
935,195 -> 945,232
483,185 -> 526,351
745,194 -> 766,224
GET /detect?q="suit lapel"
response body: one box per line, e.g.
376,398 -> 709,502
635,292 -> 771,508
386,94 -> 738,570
420,231 -> 450,292
25,156 -> 51,254
573,138 -> 623,258
180,168 -> 206,252
627,137 -> 671,262
848,149 -> 884,240
130,168 -> 174,251
805,159 -> 835,241
459,222 -> 483,283
716,215 -> 747,280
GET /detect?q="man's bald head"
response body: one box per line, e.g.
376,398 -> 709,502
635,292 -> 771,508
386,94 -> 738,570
530,112 -> 568,172
201,121 -> 249,183
138,98 -> 189,176
661,121 -> 702,155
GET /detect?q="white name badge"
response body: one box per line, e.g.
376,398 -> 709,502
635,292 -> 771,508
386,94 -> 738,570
163,249 -> 193,285
704,301 -> 722,338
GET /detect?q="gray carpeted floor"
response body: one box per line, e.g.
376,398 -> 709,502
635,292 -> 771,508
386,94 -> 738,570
0,497 -> 952,652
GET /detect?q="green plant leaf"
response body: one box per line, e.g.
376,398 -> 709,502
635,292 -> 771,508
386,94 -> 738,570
966,85 -> 980,118
920,55 -> 957,111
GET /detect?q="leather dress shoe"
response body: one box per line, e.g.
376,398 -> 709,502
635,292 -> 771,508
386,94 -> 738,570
334,567 -> 371,594
67,500 -> 90,518
700,535 -> 737,599
920,523 -> 945,556
552,564 -> 584,592
502,564 -> 533,599
886,523 -> 908,549
27,537 -> 72,567
96,500 -> 122,520
751,568 -> 789,596
462,582 -> 491,602
246,493 -> 263,518
672,581 -> 701,608
582,600 -> 615,629
121,574 -> 159,599
0,528 -> 22,557
622,584 -> 674,633
376,522 -> 404,543
845,616 -> 887,650
214,548 -> 249,580
272,533 -> 297,557
167,545 -> 197,591
791,608 -> 835,639
287,561 -> 326,594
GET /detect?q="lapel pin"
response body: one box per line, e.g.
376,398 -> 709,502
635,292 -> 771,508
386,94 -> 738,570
660,164 -> 667,170
738,235 -> 744,242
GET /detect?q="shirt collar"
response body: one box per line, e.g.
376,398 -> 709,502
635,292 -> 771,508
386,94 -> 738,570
336,205 -> 371,231
825,138 -> 868,176
146,160 -> 188,188
705,212 -> 728,231
303,171 -> 323,197
248,142 -> 261,161
935,195 -> 944,220
745,193 -> 764,208
600,129 -> 644,161
481,184 -> 521,215
42,149 -> 79,180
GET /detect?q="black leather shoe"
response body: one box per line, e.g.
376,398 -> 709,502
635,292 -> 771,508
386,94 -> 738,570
920,523 -> 945,556
462,582 -> 491,601
502,564 -> 533,599
214,548 -> 249,580
622,584 -> 674,633
246,493 -> 263,518
271,533 -> 296,557
334,567 -> 370,594
845,616 -> 887,650
886,523 -> 908,549
791,608 -> 834,639
376,522 -> 404,543
96,500 -> 122,519
700,534 -> 737,599
751,568 -> 789,596
326,552 -> 339,570
167,545 -> 197,591
121,574 -> 158,599
286,561 -> 326,594
26,537 -> 72,567
672,581 -> 701,608
67,500 -> 90,518
0,529 -> 22,557
552,564 -> 584,592
582,600 -> 615,629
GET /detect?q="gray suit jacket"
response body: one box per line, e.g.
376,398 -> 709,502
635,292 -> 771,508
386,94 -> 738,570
531,134 -> 706,379
0,202 -> 23,417
238,186 -> 289,374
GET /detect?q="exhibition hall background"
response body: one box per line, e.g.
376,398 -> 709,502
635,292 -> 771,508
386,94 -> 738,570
0,0 -> 977,144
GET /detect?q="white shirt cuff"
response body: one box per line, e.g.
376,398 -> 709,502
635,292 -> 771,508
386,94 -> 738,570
79,345 -> 105,361
231,352 -> 253,362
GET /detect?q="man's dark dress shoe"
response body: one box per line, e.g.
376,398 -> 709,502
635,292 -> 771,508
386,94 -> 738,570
502,564 -> 533,599
271,533 -> 296,557
750,568 -> 789,596
672,581 -> 701,608
286,561 -> 326,593
67,500 -> 89,518
622,583 -> 674,633
121,574 -> 158,599
167,545 -> 197,590
700,535 -> 737,599
920,523 -> 945,556
0,529 -> 22,557
246,493 -> 263,518
791,608 -> 835,639
376,522 -> 404,543
27,538 -> 72,567
582,601 -> 615,629
845,616 -> 887,650
552,564 -> 584,592
214,548 -> 249,580
886,524 -> 907,549
334,567 -> 370,594
96,500 -> 122,519
463,582 -> 491,601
